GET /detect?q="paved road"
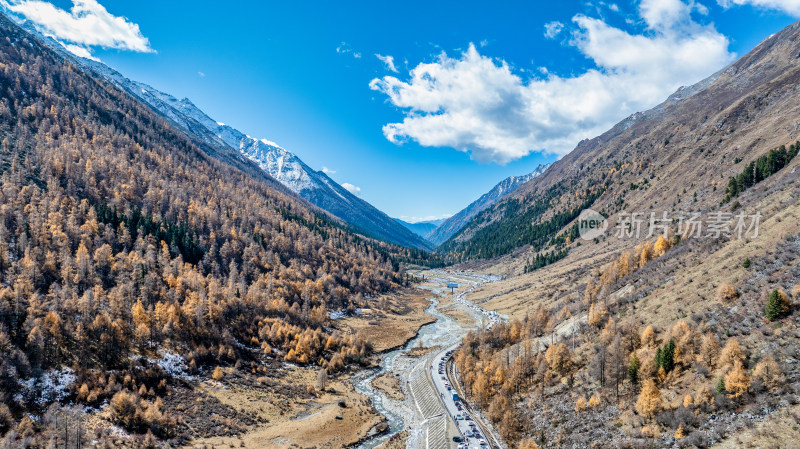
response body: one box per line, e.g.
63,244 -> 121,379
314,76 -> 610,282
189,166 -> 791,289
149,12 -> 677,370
421,271 -> 505,449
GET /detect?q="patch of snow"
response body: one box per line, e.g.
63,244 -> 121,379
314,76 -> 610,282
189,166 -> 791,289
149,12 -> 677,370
75,56 -> 359,212
328,309 -> 348,320
17,367 -> 76,406
147,352 -> 194,381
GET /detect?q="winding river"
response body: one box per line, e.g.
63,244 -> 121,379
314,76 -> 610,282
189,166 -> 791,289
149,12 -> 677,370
351,271 -> 499,449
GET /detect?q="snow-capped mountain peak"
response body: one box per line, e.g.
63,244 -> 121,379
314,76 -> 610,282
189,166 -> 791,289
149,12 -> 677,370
71,57 -> 431,250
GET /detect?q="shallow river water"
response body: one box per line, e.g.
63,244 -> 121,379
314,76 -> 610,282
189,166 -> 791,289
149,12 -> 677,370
352,272 -> 494,449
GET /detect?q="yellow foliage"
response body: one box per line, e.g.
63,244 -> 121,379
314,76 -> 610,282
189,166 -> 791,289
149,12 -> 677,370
640,353 -> 658,380
636,379 -> 663,420
670,321 -> 690,341
588,302 -> 604,327
719,338 -> 745,370
639,242 -> 653,268
575,397 -> 587,412
675,423 -> 686,439
212,366 -> 224,381
683,394 -> 693,408
545,343 -> 571,376
672,345 -> 683,369
717,283 -> 739,302
656,366 -> 667,383
641,326 -> 656,348
588,395 -> 601,408
653,235 -> 670,257
641,425 -> 660,439
617,251 -> 634,278
753,356 -> 782,392
78,383 -> 90,401
131,299 -> 150,327
724,361 -> 750,398
518,439 -> 541,449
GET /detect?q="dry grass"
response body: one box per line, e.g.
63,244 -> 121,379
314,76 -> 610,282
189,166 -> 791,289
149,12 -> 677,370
186,367 -> 383,449
177,285 -> 443,448
337,287 -> 435,352
448,132 -> 800,448
371,372 -> 405,401
712,404 -> 800,449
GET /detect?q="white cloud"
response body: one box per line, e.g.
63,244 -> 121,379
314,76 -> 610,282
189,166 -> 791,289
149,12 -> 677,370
341,182 -> 361,196
336,42 -> 361,59
639,0 -> 690,29
375,53 -> 398,72
544,21 -> 564,39
370,1 -> 734,164
321,166 -> 336,174
2,0 -> 153,58
718,0 -> 800,16
198,71 -> 205,77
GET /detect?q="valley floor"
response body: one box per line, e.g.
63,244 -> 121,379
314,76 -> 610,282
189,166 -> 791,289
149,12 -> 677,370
181,270 -> 503,449
350,270 -> 505,449
180,288 -> 440,449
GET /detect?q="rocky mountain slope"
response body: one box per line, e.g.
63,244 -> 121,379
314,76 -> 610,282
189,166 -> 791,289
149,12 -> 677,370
445,18 -> 800,448
74,60 -> 432,251
441,19 -> 800,265
428,164 -> 549,246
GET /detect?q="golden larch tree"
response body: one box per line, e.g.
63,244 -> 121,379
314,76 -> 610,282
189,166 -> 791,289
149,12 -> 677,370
718,338 -> 745,370
724,360 -> 750,398
753,356 -> 782,392
635,379 -> 663,420
717,283 -> 738,302
653,235 -> 670,257
641,326 -> 656,348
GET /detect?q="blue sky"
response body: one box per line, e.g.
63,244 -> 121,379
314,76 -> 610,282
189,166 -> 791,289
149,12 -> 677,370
4,0 -> 799,222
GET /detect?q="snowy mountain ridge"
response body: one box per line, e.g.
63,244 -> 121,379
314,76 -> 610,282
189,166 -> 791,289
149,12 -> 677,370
427,164 -> 550,246
81,60 -> 321,194
68,58 -> 432,250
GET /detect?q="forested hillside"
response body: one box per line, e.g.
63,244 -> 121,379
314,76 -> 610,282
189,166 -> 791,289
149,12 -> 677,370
444,18 -> 800,448
0,13 -> 427,445
427,164 -> 549,247
440,18 -> 800,273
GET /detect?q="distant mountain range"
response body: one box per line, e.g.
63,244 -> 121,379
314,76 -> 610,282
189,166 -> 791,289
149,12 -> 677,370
71,58 -> 432,251
426,164 -> 549,246
394,218 -> 445,239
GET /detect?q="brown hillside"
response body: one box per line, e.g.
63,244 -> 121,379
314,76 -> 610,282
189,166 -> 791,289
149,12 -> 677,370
452,19 -> 800,448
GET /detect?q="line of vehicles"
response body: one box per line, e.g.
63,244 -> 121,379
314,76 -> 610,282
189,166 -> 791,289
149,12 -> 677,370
426,272 -> 504,449
436,351 -> 490,449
